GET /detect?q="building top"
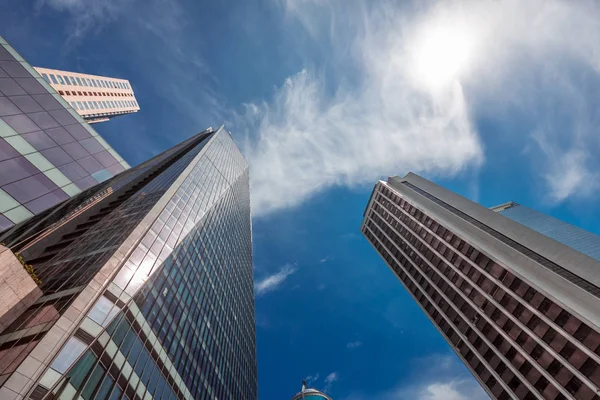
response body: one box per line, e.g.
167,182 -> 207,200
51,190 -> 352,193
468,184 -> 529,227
34,66 -> 139,124
0,35 -> 130,232
291,380 -> 332,400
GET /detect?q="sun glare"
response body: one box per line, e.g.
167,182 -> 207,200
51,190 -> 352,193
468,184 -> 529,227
413,26 -> 474,88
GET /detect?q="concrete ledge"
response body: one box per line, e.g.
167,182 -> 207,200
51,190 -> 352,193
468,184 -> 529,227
0,246 -> 42,334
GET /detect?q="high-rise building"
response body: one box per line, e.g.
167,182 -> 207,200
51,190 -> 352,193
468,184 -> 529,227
361,172 -> 600,400
0,125 -> 257,400
292,381 -> 332,400
34,67 -> 140,125
0,36 -> 130,232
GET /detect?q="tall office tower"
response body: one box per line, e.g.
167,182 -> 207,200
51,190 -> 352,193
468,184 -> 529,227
0,126 -> 257,400
361,173 -> 600,400
291,381 -> 332,400
0,36 -> 130,232
34,67 -> 140,125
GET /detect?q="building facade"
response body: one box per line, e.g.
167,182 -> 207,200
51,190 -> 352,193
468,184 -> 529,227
0,36 -> 130,232
34,67 -> 140,124
0,126 -> 257,400
291,381 -> 332,400
361,173 -> 600,400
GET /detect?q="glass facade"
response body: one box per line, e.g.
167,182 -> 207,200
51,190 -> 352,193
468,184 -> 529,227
0,126 -> 257,399
362,176 -> 600,400
0,35 -> 130,232
497,204 -> 600,262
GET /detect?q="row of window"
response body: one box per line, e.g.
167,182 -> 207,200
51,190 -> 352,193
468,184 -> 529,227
366,185 -> 600,400
70,99 -> 138,112
41,72 -> 130,90
59,90 -> 133,98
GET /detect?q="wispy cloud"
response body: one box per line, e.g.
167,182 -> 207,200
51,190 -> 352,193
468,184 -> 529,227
239,0 -> 600,216
237,0 -> 483,216
305,373 -> 320,386
324,371 -> 339,393
254,264 -> 297,296
320,255 -> 332,263
346,341 -> 362,349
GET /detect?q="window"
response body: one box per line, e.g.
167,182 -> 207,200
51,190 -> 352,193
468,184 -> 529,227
71,102 -> 78,110
93,101 -> 99,109
50,74 -> 58,84
76,77 -> 83,86
70,76 -> 78,85
82,77 -> 88,86
77,101 -> 84,109
50,337 -> 87,373
62,75 -> 70,84
83,101 -> 90,110
41,73 -> 50,83
56,75 -> 64,84
86,78 -> 92,86
92,79 -> 98,87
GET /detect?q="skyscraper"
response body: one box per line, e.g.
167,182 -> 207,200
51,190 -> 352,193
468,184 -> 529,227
361,173 -> 600,400
34,67 -> 140,124
0,36 -> 130,231
292,381 -> 332,400
0,125 -> 257,400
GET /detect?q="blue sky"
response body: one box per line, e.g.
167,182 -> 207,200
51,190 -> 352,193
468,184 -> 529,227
4,0 -> 600,398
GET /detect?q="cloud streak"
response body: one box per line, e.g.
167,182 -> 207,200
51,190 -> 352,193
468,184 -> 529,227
346,341 -> 362,349
239,0 -> 484,216
239,0 -> 600,216
324,371 -> 339,393
254,264 -> 297,296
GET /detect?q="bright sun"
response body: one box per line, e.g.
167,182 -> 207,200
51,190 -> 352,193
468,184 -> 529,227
413,26 -> 474,88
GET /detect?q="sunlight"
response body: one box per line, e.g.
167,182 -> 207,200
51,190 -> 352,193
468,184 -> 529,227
413,25 -> 474,88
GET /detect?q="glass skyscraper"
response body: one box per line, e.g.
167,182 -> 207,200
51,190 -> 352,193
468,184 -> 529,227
0,126 -> 257,400
0,35 -> 130,231
362,173 -> 600,400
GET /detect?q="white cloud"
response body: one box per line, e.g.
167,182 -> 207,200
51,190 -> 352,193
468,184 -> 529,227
238,1 -> 483,216
239,0 -> 600,216
411,380 -> 488,400
537,146 -> 598,203
324,371 -> 339,392
305,373 -> 320,386
254,264 -> 297,296
346,341 -> 362,349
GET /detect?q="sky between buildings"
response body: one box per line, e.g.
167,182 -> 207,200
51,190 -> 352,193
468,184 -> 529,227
3,0 -> 600,398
